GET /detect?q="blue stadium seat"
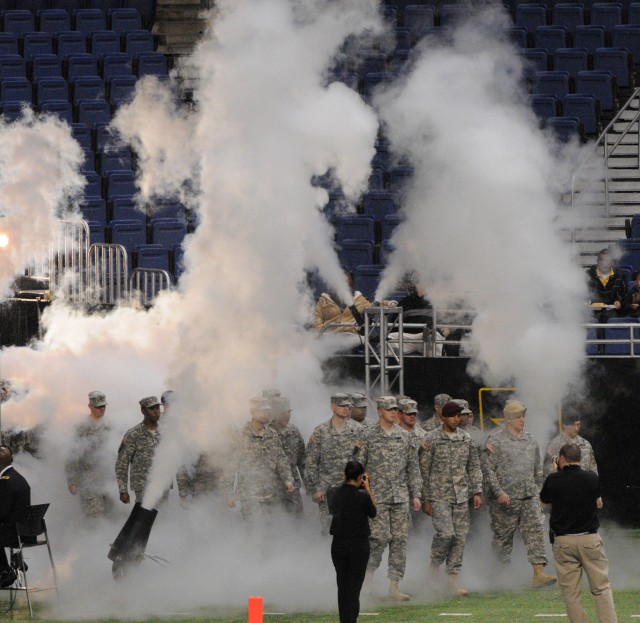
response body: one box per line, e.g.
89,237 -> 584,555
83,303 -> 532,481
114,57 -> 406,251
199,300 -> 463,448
3,11 -> 36,36
531,93 -> 559,121
533,70 -> 570,101
573,25 -> 606,55
70,122 -> 92,150
106,170 -> 136,200
630,3 -> 640,25
76,98 -> 111,125
353,265 -> 383,300
55,31 -> 87,57
534,26 -> 568,55
134,244 -> 170,271
334,215 -> 375,244
72,76 -> 105,105
110,196 -> 146,222
563,93 -> 600,135
381,214 -> 403,241
94,122 -> 122,151
108,74 -> 136,105
86,220 -> 106,245
589,2 -> 621,35
1,101 -> 25,122
123,30 -> 154,55
151,198 -> 187,221
0,55 -> 26,79
21,32 -> 53,60
553,48 -> 588,80
0,78 -> 32,104
65,54 -> 99,79
388,165 -> 414,191
135,52 -> 167,77
593,47 -> 632,89
576,70 -> 617,113
552,3 -> 584,33
73,9 -> 107,35
39,100 -> 72,123
508,26 -> 529,48
612,26 -> 640,68
369,167 -> 384,191
523,48 -> 549,75
31,54 -> 62,79
439,4 -> 470,28
35,77 -> 68,103
150,218 -> 187,249
170,243 -> 184,279
101,52 -> 132,79
79,197 -> 108,228
515,3 -> 548,31
547,116 -> 585,141
98,148 -> 133,175
37,9 -> 71,34
90,30 -> 121,57
380,239 -> 395,265
83,171 -> 102,198
355,50 -> 387,79
362,191 -> 399,219
404,5 -> 436,39
362,72 -> 395,99
619,240 -> 640,271
108,8 -> 142,33
605,317 -> 640,355
109,219 -> 147,269
79,147 -> 96,172
0,34 -> 19,56
337,240 -> 374,273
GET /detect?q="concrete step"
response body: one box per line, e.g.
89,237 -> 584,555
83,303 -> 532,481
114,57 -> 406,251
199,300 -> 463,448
152,19 -> 208,35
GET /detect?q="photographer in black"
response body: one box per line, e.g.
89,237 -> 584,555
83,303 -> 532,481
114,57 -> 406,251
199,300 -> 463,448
327,460 -> 377,623
540,443 -> 617,623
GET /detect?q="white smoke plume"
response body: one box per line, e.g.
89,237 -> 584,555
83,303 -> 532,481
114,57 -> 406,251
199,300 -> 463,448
374,6 -> 589,438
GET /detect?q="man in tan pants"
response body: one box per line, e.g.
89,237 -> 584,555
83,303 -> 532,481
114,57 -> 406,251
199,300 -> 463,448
540,443 -> 617,623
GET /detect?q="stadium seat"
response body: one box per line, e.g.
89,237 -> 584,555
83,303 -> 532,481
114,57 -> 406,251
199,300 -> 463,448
135,52 -> 167,77
65,54 -> 99,80
83,171 -> 102,198
362,72 -> 395,99
76,98 -> 111,126
0,78 -> 32,104
380,239 -> 395,265
101,52 -> 133,80
1,101 -> 25,122
106,170 -> 137,201
353,265 -> 383,300
79,147 -> 96,172
39,100 -> 73,123
508,26 -> 529,48
576,70 -> 617,113
37,9 -> 71,34
3,11 -> 36,36
108,74 -> 137,106
404,5 -> 436,39
123,30 -> 154,55
31,54 -> 62,79
573,25 -> 606,55
73,9 -> 107,35
534,26 -> 568,55
72,76 -> 105,106
337,240 -> 374,273
109,219 -> 147,270
70,122 -> 92,150
612,26 -> 640,68
388,165 -> 414,192
334,215 -> 375,244
439,4 -> 470,28
630,3 -> 640,25
552,3 -> 584,34
563,93 -> 600,135
35,77 -> 69,104
133,244 -> 170,271
381,214 -> 403,241
55,31 -> 87,58
98,148 -> 133,175
150,218 -> 187,249
0,33 -> 19,56
589,2 -> 621,35
547,116 -> 585,142
21,32 -> 53,60
79,197 -> 108,228
150,198 -> 187,221
86,220 -> 106,245
170,242 -> 184,279
108,8 -> 142,33
593,47 -> 633,89
523,48 -> 549,75
515,4 -> 548,31
110,196 -> 146,223
0,55 -> 26,79
553,48 -> 588,80
531,94 -> 559,121
363,191 -> 399,219
90,31 -> 121,57
533,70 -> 571,101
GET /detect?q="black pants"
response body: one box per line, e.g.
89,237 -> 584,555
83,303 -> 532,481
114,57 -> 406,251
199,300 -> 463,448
331,536 -> 370,623
0,524 -> 18,572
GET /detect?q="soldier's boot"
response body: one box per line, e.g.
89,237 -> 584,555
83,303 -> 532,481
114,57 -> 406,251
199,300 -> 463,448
446,574 -> 469,597
362,569 -> 375,596
388,580 -> 410,601
532,564 -> 557,588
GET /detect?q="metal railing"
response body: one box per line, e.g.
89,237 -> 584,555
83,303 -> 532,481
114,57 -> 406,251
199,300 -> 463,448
364,306 -> 404,399
88,243 -> 128,305
129,268 -> 172,306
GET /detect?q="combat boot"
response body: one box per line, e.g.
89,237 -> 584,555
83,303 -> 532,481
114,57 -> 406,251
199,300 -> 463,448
532,564 -> 557,588
388,579 -> 410,601
447,574 -> 469,597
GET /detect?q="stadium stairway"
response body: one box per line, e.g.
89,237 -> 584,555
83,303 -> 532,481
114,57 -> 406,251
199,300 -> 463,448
153,0 -> 208,60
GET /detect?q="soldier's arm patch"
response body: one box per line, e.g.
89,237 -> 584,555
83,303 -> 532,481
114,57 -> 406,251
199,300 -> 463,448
308,433 -> 318,443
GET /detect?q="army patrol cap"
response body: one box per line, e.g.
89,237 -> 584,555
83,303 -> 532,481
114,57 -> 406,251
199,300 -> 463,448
350,393 -> 367,408
250,397 -> 272,412
377,395 -> 399,410
331,393 -> 352,407
434,393 -> 451,407
442,401 -> 463,418
453,399 -> 472,415
271,396 -> 291,414
139,396 -> 161,409
503,400 -> 527,419
398,398 -> 418,414
89,391 -> 107,407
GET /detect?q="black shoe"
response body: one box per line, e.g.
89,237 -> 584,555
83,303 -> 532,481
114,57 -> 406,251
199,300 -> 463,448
0,568 -> 17,588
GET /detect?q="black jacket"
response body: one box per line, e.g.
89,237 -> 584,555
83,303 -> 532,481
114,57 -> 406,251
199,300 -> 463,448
0,465 -> 31,525
586,266 -> 627,306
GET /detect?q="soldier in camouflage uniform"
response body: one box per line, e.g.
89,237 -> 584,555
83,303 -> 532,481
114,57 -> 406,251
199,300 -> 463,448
222,398 -> 294,524
66,390 -> 113,518
349,393 -> 374,428
543,412 -> 598,478
423,393 -> 451,433
482,400 -> 557,588
269,396 -> 306,516
177,453 -> 221,502
354,396 -> 422,602
420,401 -> 483,596
115,396 -> 166,506
306,393 -> 361,534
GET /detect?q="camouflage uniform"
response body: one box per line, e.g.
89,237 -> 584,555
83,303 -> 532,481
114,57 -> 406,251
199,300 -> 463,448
482,425 -> 547,565
66,418 -> 112,517
420,426 -> 482,574
423,417 -> 439,433
543,432 -> 598,478
274,422 -> 306,515
306,418 -> 361,533
177,452 -> 221,498
354,422 -> 422,580
222,422 -> 293,523
115,422 -> 163,504
1,427 -> 42,457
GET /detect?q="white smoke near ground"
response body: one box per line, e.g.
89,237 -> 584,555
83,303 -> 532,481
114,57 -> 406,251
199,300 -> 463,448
374,6 -> 589,439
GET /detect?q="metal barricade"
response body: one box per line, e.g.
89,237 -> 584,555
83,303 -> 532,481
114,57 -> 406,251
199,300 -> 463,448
364,306 -> 404,399
129,268 -> 172,307
88,243 -> 128,305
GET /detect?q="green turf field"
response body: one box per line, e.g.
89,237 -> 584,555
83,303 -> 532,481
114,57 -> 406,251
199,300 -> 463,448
3,586 -> 640,623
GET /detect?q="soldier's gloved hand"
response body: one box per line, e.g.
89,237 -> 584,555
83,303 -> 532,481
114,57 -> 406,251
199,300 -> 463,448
120,492 -> 130,504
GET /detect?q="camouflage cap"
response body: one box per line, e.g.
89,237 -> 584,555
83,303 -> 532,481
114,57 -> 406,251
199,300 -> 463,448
331,393 -> 353,407
503,400 -> 527,419
377,395 -> 398,410
453,398 -> 472,415
442,401 -> 463,418
262,388 -> 281,399
271,396 -> 291,414
139,396 -> 161,409
349,393 -> 367,408
434,393 -> 451,407
89,391 -> 107,407
398,398 -> 418,414
250,397 -> 272,412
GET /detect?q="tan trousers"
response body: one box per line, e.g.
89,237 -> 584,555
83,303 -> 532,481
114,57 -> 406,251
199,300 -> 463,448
553,533 -> 617,623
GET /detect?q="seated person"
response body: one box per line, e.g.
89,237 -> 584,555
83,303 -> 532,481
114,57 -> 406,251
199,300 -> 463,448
586,249 -> 627,321
626,271 -> 640,318
314,289 -> 372,334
